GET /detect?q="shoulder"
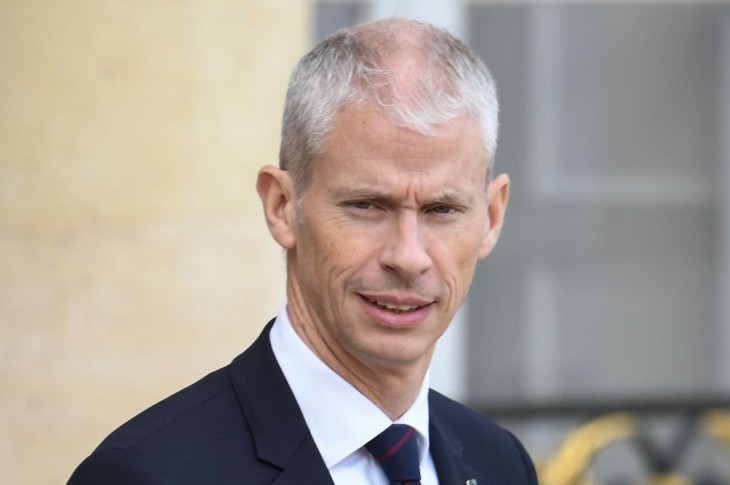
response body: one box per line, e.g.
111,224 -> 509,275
68,447 -> 171,485
429,389 -> 507,440
96,365 -> 239,451
429,389 -> 538,484
69,323 -> 286,484
69,364 -> 260,484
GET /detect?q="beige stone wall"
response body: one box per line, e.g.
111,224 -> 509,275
0,1 -> 309,483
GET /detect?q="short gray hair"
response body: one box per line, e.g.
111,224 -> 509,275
279,18 -> 499,192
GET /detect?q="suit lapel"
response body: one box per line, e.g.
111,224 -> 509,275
429,394 -> 486,485
270,440 -> 335,485
228,321 -> 495,485
230,320 -> 334,485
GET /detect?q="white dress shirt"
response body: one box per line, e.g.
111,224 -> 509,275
269,305 -> 439,485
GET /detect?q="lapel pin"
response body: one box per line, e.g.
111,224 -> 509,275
466,480 -> 478,485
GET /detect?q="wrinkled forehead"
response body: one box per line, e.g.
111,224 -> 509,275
312,103 -> 489,187
337,102 -> 485,158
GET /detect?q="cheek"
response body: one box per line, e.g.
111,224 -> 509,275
436,235 -> 482,295
303,223 -> 374,288
449,255 -> 478,294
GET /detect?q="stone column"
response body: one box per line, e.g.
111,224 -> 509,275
0,1 -> 309,482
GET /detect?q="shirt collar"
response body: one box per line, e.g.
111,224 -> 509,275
269,305 -> 431,469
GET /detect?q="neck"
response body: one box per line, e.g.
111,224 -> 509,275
341,358 -> 429,421
286,277 -> 431,421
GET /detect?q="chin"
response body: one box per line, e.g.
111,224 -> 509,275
358,338 -> 434,368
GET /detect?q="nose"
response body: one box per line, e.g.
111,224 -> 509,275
379,211 -> 433,279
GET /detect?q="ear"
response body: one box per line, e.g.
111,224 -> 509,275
478,173 -> 510,259
256,165 -> 298,250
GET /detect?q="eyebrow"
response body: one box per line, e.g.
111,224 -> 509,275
329,185 -> 474,207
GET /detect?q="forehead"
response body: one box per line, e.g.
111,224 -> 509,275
314,104 -> 487,186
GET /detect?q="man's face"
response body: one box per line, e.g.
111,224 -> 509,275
280,104 -> 508,372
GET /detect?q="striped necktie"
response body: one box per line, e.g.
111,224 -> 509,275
365,424 -> 421,485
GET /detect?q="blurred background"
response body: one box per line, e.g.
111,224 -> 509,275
2,0 -> 729,483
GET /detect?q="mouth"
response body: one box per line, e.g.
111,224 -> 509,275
359,293 -> 435,312
365,298 -> 425,314
358,294 -> 435,329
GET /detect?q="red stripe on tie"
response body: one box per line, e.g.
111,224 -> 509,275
375,427 -> 415,463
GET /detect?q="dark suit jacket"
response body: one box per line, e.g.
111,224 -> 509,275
69,320 -> 537,484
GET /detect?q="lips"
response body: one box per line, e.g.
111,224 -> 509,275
358,293 -> 434,328
366,298 -> 423,313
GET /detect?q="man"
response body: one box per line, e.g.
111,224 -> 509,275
70,18 -> 537,484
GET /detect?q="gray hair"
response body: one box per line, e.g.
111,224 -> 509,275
279,18 -> 499,192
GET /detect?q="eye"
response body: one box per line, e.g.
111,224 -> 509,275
351,201 -> 373,210
430,205 -> 455,215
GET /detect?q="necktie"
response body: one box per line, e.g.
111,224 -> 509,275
365,424 -> 422,485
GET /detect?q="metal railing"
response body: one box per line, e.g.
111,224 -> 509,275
474,396 -> 730,484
